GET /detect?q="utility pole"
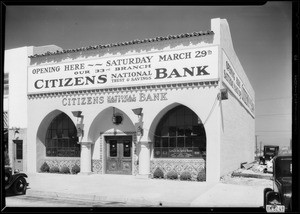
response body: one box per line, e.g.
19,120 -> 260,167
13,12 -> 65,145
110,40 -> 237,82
260,141 -> 262,156
255,135 -> 258,158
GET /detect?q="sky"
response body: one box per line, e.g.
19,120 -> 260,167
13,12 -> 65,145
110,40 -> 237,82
4,2 -> 293,149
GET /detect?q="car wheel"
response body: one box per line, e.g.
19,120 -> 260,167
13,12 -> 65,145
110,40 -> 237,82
5,172 -> 12,186
13,177 -> 27,195
263,188 -> 272,209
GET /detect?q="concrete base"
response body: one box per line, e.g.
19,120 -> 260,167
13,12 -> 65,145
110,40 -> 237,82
136,174 -> 151,179
78,172 -> 93,175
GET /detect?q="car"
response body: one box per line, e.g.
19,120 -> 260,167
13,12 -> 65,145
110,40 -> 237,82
263,155 -> 292,212
5,166 -> 29,195
259,145 -> 279,165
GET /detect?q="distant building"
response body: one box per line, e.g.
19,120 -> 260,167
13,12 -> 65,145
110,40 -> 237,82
5,18 -> 255,182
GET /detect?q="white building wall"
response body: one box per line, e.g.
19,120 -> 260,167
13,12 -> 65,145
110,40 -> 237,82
220,90 -> 255,176
212,18 -> 255,176
5,47 -> 31,129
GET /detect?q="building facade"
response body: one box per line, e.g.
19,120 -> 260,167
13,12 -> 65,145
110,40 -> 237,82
6,18 -> 255,182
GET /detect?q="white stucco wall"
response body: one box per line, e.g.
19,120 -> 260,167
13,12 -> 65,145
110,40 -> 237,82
4,47 -> 31,129
212,18 -> 255,176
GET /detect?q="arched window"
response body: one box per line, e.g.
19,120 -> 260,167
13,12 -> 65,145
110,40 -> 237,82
154,105 -> 206,158
45,113 -> 80,157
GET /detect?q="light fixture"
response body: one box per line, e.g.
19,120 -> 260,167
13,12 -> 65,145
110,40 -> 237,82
137,125 -> 143,136
14,129 -> 20,140
132,108 -> 143,116
219,88 -> 228,100
72,111 -> 83,118
112,107 -> 123,125
76,124 -> 84,137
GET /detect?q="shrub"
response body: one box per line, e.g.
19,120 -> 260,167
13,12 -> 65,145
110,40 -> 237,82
60,166 -> 70,174
180,171 -> 192,181
40,162 -> 50,172
153,168 -> 164,179
71,164 -> 80,174
166,171 -> 178,180
197,170 -> 206,182
49,166 -> 60,173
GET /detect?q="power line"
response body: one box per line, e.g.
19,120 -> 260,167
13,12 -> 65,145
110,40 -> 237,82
256,97 -> 292,102
256,131 -> 291,133
256,113 -> 291,117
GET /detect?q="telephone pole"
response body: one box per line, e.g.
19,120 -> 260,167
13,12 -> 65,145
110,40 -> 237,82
260,141 -> 262,156
255,135 -> 258,157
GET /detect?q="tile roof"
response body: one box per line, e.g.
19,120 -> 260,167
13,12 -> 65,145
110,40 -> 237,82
29,30 -> 214,58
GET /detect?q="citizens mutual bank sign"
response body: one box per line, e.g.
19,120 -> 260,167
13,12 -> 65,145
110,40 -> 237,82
28,46 -> 218,94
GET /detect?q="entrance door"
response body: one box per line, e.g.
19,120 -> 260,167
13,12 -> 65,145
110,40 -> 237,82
13,140 -> 23,171
106,136 -> 132,175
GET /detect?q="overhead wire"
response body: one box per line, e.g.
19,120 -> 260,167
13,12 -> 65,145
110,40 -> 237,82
141,94 -> 220,137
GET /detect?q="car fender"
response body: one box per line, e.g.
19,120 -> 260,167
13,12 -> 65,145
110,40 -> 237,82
266,191 -> 282,206
5,174 -> 28,190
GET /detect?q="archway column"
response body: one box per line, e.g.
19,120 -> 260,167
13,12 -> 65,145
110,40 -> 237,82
78,141 -> 94,175
137,141 -> 151,178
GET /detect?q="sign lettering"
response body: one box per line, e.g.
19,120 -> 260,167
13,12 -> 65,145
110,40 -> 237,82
28,46 -> 218,94
222,51 -> 255,116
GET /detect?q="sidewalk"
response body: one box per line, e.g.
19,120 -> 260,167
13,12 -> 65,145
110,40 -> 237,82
23,172 -> 267,207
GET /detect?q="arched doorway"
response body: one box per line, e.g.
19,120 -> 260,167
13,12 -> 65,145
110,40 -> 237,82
88,106 -> 136,175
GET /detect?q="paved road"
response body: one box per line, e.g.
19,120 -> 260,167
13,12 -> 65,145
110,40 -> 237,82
5,195 -> 153,207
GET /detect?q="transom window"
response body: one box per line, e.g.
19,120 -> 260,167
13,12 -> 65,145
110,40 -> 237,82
154,105 -> 206,158
45,113 -> 80,157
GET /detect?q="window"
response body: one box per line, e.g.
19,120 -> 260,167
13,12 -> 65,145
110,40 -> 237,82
154,105 -> 206,158
45,113 -> 80,157
4,73 -> 9,96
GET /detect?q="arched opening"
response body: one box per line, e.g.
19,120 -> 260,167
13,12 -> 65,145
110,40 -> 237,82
153,105 -> 206,159
87,106 -> 136,174
45,112 -> 80,157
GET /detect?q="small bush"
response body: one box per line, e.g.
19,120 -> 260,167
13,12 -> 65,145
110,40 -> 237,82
166,171 -> 178,180
49,166 -> 60,173
71,164 -> 80,174
40,162 -> 50,172
153,168 -> 164,179
180,171 -> 192,181
197,170 -> 206,182
60,166 -> 70,174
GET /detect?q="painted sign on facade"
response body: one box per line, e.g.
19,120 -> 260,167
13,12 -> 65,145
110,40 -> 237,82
28,46 -> 219,94
222,51 -> 255,116
61,92 -> 168,106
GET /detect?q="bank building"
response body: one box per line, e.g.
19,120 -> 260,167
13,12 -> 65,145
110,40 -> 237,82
4,18 -> 255,182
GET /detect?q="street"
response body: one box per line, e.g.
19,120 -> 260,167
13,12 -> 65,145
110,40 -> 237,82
5,195 -> 152,207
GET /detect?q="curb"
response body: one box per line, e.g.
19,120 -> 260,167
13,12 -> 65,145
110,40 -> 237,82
231,172 -> 272,180
25,189 -> 190,207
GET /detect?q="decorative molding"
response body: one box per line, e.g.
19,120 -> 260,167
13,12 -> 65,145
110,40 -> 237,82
27,81 -> 219,99
150,158 -> 206,181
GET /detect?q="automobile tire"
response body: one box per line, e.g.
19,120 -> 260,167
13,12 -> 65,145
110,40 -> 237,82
13,177 -> 27,195
263,188 -> 272,209
5,171 -> 12,186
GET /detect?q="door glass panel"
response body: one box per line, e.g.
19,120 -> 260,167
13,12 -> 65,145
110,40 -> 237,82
16,143 -> 22,159
110,140 -> 117,157
123,141 -> 131,157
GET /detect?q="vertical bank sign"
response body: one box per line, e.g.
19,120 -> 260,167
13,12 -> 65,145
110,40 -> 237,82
222,51 -> 255,116
28,46 -> 218,94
